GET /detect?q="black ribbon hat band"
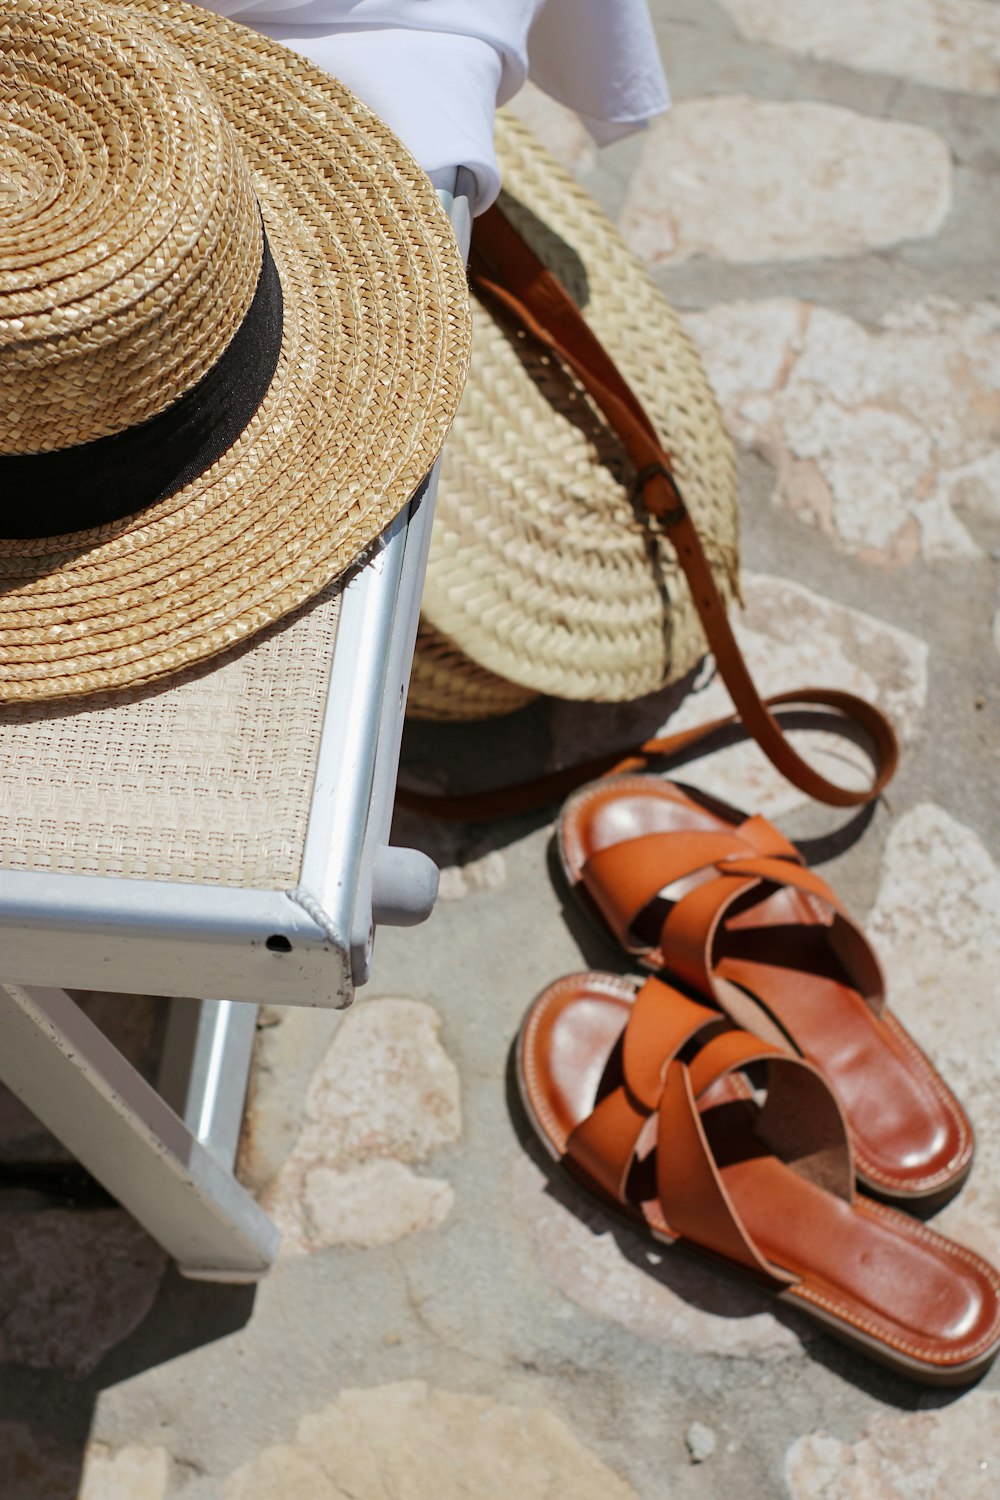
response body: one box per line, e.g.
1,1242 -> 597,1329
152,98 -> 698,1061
1,231 -> 284,540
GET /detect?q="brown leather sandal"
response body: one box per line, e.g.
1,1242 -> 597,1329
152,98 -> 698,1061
517,972 -> 1000,1384
557,776 -> 973,1205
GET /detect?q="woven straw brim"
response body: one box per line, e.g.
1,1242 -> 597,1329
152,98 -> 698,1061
418,111 -> 738,705
0,0 -> 470,703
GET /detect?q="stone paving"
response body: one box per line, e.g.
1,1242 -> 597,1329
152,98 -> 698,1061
1,3 -> 999,1496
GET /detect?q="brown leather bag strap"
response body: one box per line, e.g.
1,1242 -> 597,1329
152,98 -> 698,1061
400,206 -> 898,820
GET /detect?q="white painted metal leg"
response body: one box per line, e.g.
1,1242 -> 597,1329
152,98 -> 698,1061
157,996 -> 259,1169
0,983 -> 278,1281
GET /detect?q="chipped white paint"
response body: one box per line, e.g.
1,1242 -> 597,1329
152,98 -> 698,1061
620,99 -> 951,266
261,999 -> 461,1253
866,804 -> 1000,1261
78,1444 -> 171,1500
550,571 -> 927,819
0,1210 -> 165,1374
510,1156 -> 805,1360
683,298 -> 1000,564
718,0 -> 1000,96
224,1382 -> 640,1499
785,1392 -> 1000,1498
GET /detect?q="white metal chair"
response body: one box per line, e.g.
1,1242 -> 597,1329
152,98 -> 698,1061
0,171 -> 474,1283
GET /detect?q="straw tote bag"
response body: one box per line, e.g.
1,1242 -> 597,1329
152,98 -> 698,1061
408,111 -> 739,722
404,115 -> 898,816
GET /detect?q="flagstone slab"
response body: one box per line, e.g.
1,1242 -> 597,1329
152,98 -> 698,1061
260,998 -> 461,1253
237,1007 -> 343,1195
78,1444 -> 171,1500
437,848 -> 508,901
866,803 -> 1000,1265
683,298 -> 1000,565
620,99 -> 951,267
549,571 -> 927,819
224,1382 -> 640,1500
718,0 -> 1000,96
0,1208 -> 165,1374
785,1391 -> 1000,1498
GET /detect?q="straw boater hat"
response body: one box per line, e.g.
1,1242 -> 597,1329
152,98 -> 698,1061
0,0 -> 471,703
408,112 -> 739,720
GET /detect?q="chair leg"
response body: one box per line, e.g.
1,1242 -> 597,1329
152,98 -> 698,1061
0,983 -> 278,1281
157,995 -> 259,1172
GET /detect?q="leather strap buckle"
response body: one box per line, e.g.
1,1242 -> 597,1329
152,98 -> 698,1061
634,463 -> 687,527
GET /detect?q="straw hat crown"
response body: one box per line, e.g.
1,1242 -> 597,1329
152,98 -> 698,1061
1,6 -> 261,455
0,0 -> 470,703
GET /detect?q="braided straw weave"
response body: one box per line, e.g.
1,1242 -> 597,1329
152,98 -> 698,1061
0,0 -> 471,703
407,619 -> 536,721
409,111 -> 738,720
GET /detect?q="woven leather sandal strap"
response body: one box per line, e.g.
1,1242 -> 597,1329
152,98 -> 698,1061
579,829 -> 752,951
656,1055 -> 794,1284
657,850 -> 851,996
565,979 -> 723,1198
464,206 -> 899,811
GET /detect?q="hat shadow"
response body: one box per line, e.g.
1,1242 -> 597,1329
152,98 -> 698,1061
0,565 -> 358,732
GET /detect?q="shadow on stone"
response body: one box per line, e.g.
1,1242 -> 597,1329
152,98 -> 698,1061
0,1245 -> 256,1500
0,995 -> 258,1499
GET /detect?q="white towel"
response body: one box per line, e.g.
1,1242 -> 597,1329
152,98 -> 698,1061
196,0 -> 669,209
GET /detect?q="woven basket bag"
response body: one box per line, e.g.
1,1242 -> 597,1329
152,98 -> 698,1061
407,111 -> 739,721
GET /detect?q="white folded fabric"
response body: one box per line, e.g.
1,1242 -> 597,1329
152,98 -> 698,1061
197,1 -> 669,209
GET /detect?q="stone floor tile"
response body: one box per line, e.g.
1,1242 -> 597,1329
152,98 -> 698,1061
785,1391 -> 1000,1498
78,1444 -> 171,1500
237,1007 -> 343,1195
865,803 -> 1000,1262
277,1158 -> 454,1253
224,1381 -> 640,1499
683,298 -> 1000,564
260,998 -> 461,1254
510,1156 -> 806,1360
437,848 -> 508,900
0,1209 -> 165,1374
549,570 -> 927,818
717,0 -> 1000,96
619,99 -> 951,267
